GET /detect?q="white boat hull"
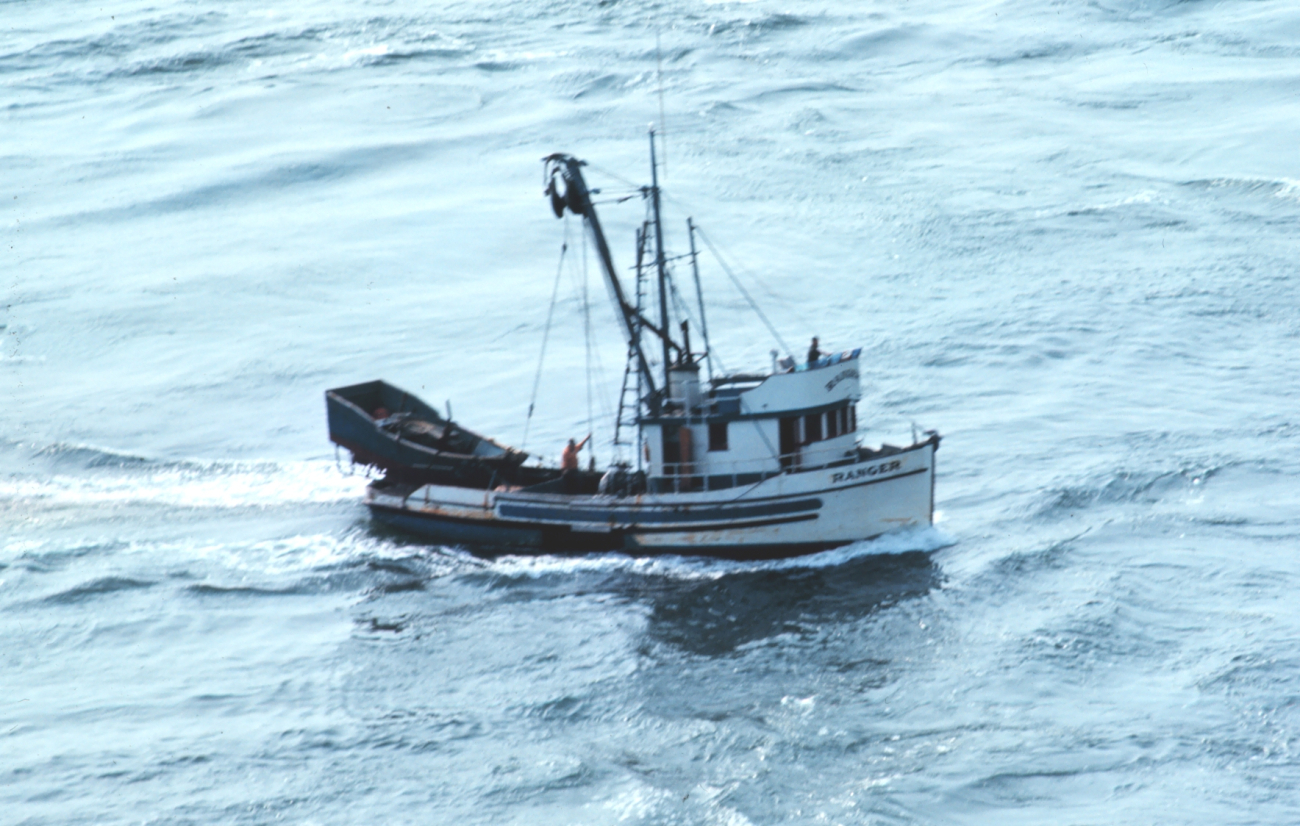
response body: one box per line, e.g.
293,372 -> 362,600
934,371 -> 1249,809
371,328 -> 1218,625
366,438 -> 938,559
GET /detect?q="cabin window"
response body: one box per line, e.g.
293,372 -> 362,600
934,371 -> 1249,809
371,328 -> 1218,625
850,405 -> 857,432
708,421 -> 728,451
826,409 -> 839,439
804,412 -> 822,443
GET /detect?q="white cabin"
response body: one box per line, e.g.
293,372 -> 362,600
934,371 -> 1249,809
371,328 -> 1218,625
640,349 -> 863,492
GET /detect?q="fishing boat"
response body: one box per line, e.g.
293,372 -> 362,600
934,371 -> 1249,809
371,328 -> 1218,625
327,133 -> 939,559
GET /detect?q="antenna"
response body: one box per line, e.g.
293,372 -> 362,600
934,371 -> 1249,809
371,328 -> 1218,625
654,5 -> 667,177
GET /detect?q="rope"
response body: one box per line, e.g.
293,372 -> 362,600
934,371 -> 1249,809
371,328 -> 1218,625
522,225 -> 569,451
694,225 -> 795,359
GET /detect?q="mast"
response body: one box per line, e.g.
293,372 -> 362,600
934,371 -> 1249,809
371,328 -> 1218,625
687,217 -> 712,383
649,129 -> 673,391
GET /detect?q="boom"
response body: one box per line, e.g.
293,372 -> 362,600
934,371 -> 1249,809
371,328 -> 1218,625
543,153 -> 664,403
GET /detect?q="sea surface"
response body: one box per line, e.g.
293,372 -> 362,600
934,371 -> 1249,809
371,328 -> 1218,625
5,0 -> 1300,823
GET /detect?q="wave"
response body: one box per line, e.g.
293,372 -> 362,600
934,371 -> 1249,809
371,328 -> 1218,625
4,527 -> 463,603
0,441 -> 362,510
704,12 -> 807,39
28,442 -> 157,470
828,25 -> 926,60
50,137 -> 457,224
42,575 -> 155,604
746,82 -> 859,103
1183,176 -> 1300,203
1,538 -> 135,574
980,40 -> 1084,67
1052,189 -> 1191,229
1198,650 -> 1300,696
7,13 -> 479,90
185,582 -> 301,597
1087,0 -> 1220,20
111,48 -> 241,78
1032,464 -> 1219,519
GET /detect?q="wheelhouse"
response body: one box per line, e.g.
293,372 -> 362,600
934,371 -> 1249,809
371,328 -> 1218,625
640,349 -> 863,492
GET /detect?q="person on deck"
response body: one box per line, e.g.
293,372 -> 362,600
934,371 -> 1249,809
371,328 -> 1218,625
807,336 -> 824,366
561,434 -> 591,472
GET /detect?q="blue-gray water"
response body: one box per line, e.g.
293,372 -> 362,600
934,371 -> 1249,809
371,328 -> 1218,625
5,0 -> 1300,822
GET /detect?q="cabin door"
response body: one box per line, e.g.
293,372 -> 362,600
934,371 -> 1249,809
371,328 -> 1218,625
778,417 -> 799,469
662,428 -> 681,475
662,427 -> 694,475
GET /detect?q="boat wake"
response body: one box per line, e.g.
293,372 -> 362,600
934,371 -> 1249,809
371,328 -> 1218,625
0,440 -> 362,510
465,524 -> 956,581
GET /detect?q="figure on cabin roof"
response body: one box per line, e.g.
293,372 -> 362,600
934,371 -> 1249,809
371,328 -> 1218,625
807,336 -> 824,366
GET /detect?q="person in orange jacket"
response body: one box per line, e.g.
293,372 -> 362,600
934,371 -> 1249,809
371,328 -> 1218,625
561,434 -> 591,472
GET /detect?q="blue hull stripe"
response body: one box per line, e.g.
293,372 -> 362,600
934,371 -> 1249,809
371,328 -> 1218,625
626,512 -> 818,533
371,504 -> 817,537
496,496 -> 821,525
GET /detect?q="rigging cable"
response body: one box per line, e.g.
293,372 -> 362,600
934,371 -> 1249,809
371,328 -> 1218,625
522,221 -> 569,452
694,225 -> 795,360
582,229 -> 596,469
577,219 -> 621,445
660,189 -> 813,332
569,224 -> 616,469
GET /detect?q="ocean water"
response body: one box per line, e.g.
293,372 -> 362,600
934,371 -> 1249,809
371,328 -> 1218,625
5,0 -> 1300,822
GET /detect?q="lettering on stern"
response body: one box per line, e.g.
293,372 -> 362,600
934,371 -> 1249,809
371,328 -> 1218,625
831,459 -> 902,484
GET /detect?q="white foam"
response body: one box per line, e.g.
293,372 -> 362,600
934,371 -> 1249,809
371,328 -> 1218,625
1275,178 -> 1300,202
0,527 -> 432,581
341,44 -> 389,61
0,459 -> 364,510
482,524 -> 957,581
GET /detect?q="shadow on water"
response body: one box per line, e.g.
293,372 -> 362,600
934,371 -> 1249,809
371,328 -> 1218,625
637,551 -> 941,657
349,522 -> 945,655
